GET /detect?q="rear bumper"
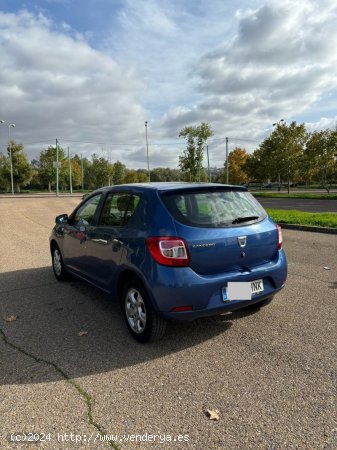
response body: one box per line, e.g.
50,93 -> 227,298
142,249 -> 287,321
160,285 -> 284,321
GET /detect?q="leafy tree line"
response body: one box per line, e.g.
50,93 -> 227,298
177,120 -> 337,192
1,121 -> 337,192
243,122 -> 337,193
0,142 -> 182,192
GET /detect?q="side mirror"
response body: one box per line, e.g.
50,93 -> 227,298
55,213 -> 68,225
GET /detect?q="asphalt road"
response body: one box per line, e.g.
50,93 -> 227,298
257,197 -> 337,212
0,197 -> 336,450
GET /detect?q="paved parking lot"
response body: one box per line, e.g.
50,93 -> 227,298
0,197 -> 336,450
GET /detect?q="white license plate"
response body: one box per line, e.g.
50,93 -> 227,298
250,279 -> 264,295
222,279 -> 264,302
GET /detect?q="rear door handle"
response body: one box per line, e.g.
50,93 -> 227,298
91,238 -> 108,245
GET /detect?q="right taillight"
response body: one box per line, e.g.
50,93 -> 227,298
277,224 -> 283,249
146,237 -> 190,267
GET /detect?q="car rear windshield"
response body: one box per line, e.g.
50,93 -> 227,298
161,189 -> 267,228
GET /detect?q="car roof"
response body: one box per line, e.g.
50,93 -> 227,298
102,182 -> 247,193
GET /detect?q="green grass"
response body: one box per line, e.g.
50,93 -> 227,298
266,208 -> 337,228
253,192 -> 337,199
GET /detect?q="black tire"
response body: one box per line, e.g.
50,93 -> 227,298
51,244 -> 68,281
244,296 -> 274,310
122,278 -> 167,343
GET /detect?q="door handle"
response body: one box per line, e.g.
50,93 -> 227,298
91,238 -> 108,245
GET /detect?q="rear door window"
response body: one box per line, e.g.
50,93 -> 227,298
98,192 -> 140,227
161,190 -> 267,227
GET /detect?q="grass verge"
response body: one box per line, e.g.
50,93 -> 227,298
253,192 -> 337,199
266,209 -> 337,228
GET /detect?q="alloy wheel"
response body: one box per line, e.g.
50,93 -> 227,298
125,288 -> 147,334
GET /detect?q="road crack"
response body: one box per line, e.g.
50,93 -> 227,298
0,328 -> 119,450
0,282 -> 57,295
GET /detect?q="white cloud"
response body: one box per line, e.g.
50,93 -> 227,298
1,1 -> 337,171
306,116 -> 337,132
161,0 -> 337,165
0,10 -> 147,167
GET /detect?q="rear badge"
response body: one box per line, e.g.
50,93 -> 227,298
192,242 -> 215,248
237,236 -> 247,248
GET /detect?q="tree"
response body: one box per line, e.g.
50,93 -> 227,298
136,170 -> 149,182
90,154 -> 111,188
68,158 -> 82,189
28,159 -> 41,190
38,146 -> 68,192
113,161 -> 126,185
222,147 -> 249,185
150,167 -> 182,181
302,129 -> 337,192
0,153 -> 10,191
1,141 -> 32,192
244,148 -> 268,183
178,122 -> 213,181
249,121 -> 307,192
124,169 -> 139,184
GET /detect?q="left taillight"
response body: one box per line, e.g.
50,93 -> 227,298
146,237 -> 190,267
277,224 -> 283,249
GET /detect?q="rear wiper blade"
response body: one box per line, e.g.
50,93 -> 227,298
232,215 -> 259,224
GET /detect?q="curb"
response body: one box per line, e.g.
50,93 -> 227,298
0,194 -> 83,199
279,223 -> 337,235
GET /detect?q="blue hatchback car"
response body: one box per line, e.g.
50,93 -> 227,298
50,183 -> 287,342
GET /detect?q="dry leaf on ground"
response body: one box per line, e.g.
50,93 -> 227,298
4,315 -> 18,322
78,331 -> 88,336
205,409 -> 220,420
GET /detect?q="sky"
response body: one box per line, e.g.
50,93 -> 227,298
1,0 -> 337,170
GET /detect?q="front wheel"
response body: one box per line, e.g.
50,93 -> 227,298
122,278 -> 167,343
51,245 -> 68,281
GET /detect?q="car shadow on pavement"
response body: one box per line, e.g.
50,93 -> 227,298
0,266 -> 260,385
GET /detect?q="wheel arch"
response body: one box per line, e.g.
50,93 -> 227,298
117,269 -> 158,311
50,238 -> 60,254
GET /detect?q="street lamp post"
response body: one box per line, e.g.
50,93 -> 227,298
273,119 -> 285,192
1,120 -> 15,194
206,145 -> 211,182
8,124 -> 15,195
145,121 -> 150,182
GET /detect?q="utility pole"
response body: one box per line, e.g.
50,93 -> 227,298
81,153 -> 84,192
68,146 -> 73,194
145,121 -> 150,182
226,137 -> 229,184
56,138 -> 59,197
206,145 -> 211,182
8,124 -> 15,195
1,121 -> 15,194
108,149 -> 111,186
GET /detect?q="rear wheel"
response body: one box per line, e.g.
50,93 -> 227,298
51,244 -> 68,281
122,278 -> 167,343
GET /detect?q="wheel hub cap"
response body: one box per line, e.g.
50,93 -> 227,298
125,288 -> 147,334
53,250 -> 62,276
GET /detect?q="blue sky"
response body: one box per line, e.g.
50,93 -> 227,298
1,0 -> 337,169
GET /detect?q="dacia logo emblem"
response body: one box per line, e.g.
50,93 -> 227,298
237,236 -> 247,248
